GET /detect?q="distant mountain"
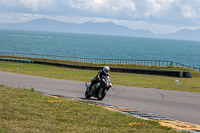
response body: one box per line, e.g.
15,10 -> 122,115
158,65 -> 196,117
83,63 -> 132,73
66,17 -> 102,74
0,18 -> 199,41
0,18 -> 154,37
160,29 -> 200,41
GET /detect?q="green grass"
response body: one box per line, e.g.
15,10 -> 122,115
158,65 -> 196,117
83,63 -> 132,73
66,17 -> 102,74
0,61 -> 200,93
0,86 -> 184,132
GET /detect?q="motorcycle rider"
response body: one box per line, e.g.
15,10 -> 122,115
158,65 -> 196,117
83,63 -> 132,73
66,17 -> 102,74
88,66 -> 110,90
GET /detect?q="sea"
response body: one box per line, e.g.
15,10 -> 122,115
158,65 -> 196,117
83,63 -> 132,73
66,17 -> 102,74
0,29 -> 200,68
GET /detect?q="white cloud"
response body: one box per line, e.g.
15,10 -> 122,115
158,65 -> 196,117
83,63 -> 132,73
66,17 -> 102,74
69,0 -> 106,11
111,0 -> 136,12
19,0 -> 56,11
182,5 -> 200,19
68,0 -> 136,13
144,0 -> 174,16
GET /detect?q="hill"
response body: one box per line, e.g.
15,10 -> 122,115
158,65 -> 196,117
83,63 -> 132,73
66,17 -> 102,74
0,18 -> 199,41
160,29 -> 200,41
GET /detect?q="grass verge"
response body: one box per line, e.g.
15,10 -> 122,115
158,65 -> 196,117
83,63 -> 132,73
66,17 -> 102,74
0,61 -> 200,93
0,85 -> 185,133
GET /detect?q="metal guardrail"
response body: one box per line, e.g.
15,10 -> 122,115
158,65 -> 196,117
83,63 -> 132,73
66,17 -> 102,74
33,60 -> 192,77
0,52 -> 200,72
0,58 -> 32,63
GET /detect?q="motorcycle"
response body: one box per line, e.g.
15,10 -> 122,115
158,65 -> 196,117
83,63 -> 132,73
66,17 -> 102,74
85,75 -> 112,100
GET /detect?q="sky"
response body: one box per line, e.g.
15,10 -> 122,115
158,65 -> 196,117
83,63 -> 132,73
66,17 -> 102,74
0,0 -> 200,34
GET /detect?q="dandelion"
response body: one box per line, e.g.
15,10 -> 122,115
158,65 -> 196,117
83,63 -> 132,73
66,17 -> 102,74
128,122 -> 141,126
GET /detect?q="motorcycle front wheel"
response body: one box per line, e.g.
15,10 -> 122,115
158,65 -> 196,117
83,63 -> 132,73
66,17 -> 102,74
85,88 -> 91,99
97,88 -> 107,100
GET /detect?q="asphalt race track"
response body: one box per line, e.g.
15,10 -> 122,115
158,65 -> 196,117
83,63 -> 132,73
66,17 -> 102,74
0,71 -> 200,125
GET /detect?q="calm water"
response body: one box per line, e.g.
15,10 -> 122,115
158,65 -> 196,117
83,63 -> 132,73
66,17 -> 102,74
0,29 -> 200,68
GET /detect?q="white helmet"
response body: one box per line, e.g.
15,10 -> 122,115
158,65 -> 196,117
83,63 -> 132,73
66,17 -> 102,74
103,66 -> 110,75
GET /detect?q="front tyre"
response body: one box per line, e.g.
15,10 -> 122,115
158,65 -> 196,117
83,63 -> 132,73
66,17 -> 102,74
97,88 -> 107,100
85,88 -> 91,99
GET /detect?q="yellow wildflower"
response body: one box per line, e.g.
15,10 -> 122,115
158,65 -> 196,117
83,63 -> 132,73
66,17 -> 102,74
129,122 -> 141,126
47,100 -> 63,103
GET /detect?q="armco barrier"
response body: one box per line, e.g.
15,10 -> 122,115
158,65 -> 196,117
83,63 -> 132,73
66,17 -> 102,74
110,67 -> 192,78
33,60 -> 192,78
1,52 -> 200,72
0,58 -> 32,63
0,58 -> 192,77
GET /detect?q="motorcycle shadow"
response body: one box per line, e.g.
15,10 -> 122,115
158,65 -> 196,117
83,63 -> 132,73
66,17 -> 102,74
79,97 -> 101,101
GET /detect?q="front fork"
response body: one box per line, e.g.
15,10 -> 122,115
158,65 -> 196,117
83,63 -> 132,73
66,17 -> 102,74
85,82 -> 90,92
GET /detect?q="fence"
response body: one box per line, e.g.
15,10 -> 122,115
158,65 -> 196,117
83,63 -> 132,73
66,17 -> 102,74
0,52 -> 200,72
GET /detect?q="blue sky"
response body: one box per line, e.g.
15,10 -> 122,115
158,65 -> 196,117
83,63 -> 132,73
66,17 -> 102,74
0,0 -> 200,34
